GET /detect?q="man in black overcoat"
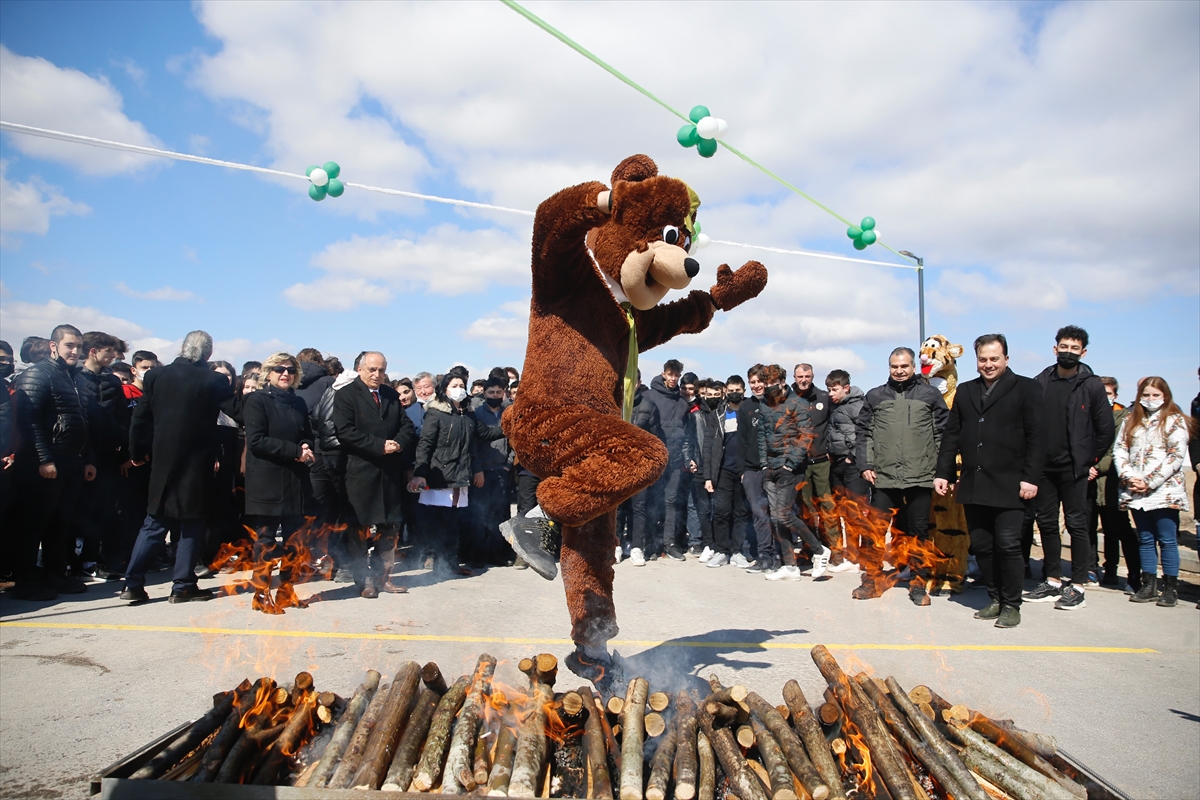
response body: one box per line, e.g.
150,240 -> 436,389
333,350 -> 415,598
935,333 -> 1045,629
120,331 -> 239,604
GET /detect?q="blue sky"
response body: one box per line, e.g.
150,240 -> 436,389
1,0 -> 1197,405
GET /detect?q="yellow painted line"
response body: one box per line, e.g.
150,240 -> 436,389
0,620 -> 1158,654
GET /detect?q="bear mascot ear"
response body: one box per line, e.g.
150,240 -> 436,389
611,154 -> 658,185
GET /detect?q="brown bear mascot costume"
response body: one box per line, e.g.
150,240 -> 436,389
500,154 -> 767,684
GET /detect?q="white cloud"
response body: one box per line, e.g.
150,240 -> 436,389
112,57 -> 146,87
211,338 -> 293,367
0,161 -> 90,244
0,298 -> 150,356
0,45 -> 162,175
284,224 -> 531,309
463,299 -> 530,352
114,282 -> 201,302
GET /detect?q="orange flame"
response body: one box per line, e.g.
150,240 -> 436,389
836,719 -> 876,798
829,489 -> 951,592
210,518 -> 339,614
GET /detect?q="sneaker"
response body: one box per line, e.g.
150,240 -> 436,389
119,587 -> 150,605
746,559 -> 769,574
1022,580 -> 1063,603
614,546 -> 623,564
664,544 -> 687,562
730,553 -> 752,569
974,601 -> 1002,620
1123,583 -> 1136,595
629,548 -> 646,567
499,515 -> 559,580
1054,584 -> 1086,611
168,586 -> 215,603
995,606 -> 1021,628
689,545 -> 705,557
647,551 -> 659,561
811,548 -> 832,579
909,582 -> 931,607
765,565 -> 802,581
698,546 -> 714,563
828,560 -> 859,574
706,552 -> 729,568
1086,571 -> 1099,585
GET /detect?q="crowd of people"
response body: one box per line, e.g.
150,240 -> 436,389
0,323 -> 1195,629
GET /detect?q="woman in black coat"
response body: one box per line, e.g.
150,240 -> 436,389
243,352 -> 315,613
408,369 -> 503,574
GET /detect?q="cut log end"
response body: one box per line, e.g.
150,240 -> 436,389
607,696 -> 625,716
647,692 -> 670,712
735,725 -> 756,749
294,671 -> 314,693
645,713 -> 667,738
561,691 -> 585,717
818,703 -> 841,725
908,685 -> 933,706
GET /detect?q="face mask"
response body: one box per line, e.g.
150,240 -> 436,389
705,397 -> 721,410
485,397 -> 503,408
1056,351 -> 1081,369
418,394 -> 432,405
1140,398 -> 1163,413
726,392 -> 744,404
1107,395 -> 1116,407
0,362 -> 12,379
763,385 -> 784,406
447,387 -> 468,403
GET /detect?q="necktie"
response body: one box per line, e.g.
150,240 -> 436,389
372,390 -> 380,408
620,302 -> 637,423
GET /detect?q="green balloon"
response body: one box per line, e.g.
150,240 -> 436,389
847,226 -> 862,240
305,165 -> 318,177
677,124 -> 700,148
697,137 -> 718,158
326,178 -> 344,198
852,239 -> 868,251
860,216 -> 875,231
323,161 -> 341,180
860,230 -> 877,245
689,105 -> 710,124
309,183 -> 327,201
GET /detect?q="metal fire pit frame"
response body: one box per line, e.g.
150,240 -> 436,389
91,715 -> 1134,800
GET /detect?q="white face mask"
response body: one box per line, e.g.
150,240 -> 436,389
1107,395 -> 1115,407
1140,398 -> 1164,413
447,387 -> 468,403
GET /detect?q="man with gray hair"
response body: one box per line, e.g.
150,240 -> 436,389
120,331 -> 240,604
853,346 -> 949,604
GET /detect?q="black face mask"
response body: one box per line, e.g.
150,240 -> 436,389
485,397 -> 504,408
0,361 -> 12,379
705,397 -> 721,410
763,384 -> 785,406
1056,351 -> 1081,369
725,392 -> 744,404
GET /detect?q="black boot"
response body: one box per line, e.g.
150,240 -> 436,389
1157,575 -> 1178,607
1130,572 -> 1157,603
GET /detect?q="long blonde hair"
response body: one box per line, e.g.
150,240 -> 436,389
260,352 -> 300,389
1122,376 -> 1195,448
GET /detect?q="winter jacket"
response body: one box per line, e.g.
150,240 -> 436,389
757,385 -> 809,472
826,386 -> 865,459
643,375 -> 689,463
702,401 -> 740,482
631,384 -> 663,440
129,357 -> 238,519
737,397 -> 764,471
1189,393 -> 1200,469
1095,405 -> 1127,508
791,385 -> 831,457
312,371 -> 357,452
14,356 -> 92,465
856,376 -> 948,489
295,361 -> 334,413
243,385 -> 315,517
935,369 -> 1046,509
682,400 -> 718,472
414,398 -> 504,489
1114,409 -> 1191,512
79,366 -> 129,466
1033,363 -> 1115,479
473,400 -> 513,472
333,377 -> 415,526
0,379 -> 14,460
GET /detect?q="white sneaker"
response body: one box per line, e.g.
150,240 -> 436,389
706,552 -> 729,568
614,546 -> 623,564
698,546 -> 714,563
811,547 -> 832,579
730,553 -> 752,569
629,548 -> 646,567
828,559 -> 859,573
765,565 -> 803,581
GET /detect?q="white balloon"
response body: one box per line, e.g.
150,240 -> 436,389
696,116 -> 719,140
693,232 -> 712,251
310,167 -> 329,187
713,119 -> 729,140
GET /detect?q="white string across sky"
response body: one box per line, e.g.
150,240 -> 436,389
0,120 -> 917,271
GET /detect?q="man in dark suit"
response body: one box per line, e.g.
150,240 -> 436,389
935,333 -> 1045,629
333,351 -> 415,598
121,331 -> 239,604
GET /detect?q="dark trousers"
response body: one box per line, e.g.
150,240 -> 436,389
116,465 -> 150,570
347,523 -> 399,587
616,497 -> 633,551
1098,502 -> 1140,586
801,458 -> 838,548
965,504 -> 1026,608
14,455 -> 84,583
653,461 -> 688,551
124,513 -> 204,593
419,504 -> 468,569
763,471 -> 824,566
76,463 -> 121,568
690,472 -> 714,549
867,485 -> 933,579
1035,470 -> 1091,584
310,450 -> 350,568
246,515 -> 305,591
830,456 -> 872,555
740,469 -> 774,563
516,471 -> 540,516
631,476 -> 664,554
472,469 -> 513,564
712,469 -> 748,555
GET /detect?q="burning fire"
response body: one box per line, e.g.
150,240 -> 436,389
209,519 -> 338,614
828,488 -> 952,592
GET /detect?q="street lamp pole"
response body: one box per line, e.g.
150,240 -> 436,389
899,251 -> 925,344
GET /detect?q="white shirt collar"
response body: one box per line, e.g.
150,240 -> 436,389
588,246 -> 629,306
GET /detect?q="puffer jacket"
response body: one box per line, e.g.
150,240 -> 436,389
643,375 -> 689,463
0,379 -> 15,459
757,385 -> 810,472
825,386 -> 865,458
414,398 -> 504,489
855,377 -> 948,489
1114,409 -> 1191,512
631,384 -> 663,440
312,371 -> 357,452
1033,362 -> 1114,478
295,361 -> 334,412
79,366 -> 129,465
14,356 -> 92,464
682,399 -> 718,472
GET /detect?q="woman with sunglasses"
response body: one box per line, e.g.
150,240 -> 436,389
242,352 -> 316,613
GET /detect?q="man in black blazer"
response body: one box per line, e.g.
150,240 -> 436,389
935,334 -> 1045,629
333,351 -> 415,598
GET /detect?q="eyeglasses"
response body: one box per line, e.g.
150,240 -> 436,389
271,366 -> 298,375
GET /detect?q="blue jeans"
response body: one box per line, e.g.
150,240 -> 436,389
124,514 -> 204,593
1130,508 -> 1180,577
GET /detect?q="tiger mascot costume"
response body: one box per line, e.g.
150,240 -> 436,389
920,335 -> 970,593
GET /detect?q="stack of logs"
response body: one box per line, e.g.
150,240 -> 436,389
119,646 -> 1111,800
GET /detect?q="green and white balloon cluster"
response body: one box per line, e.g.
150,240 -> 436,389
846,216 -> 880,250
677,105 -> 728,158
306,161 -> 345,201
